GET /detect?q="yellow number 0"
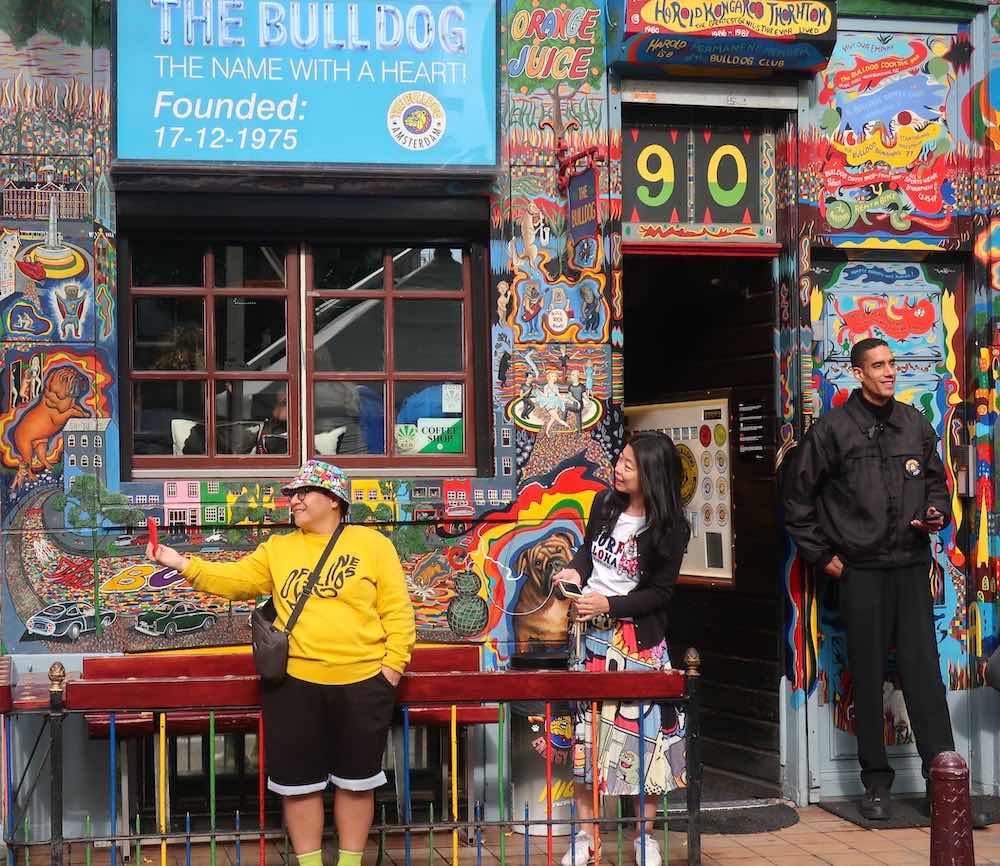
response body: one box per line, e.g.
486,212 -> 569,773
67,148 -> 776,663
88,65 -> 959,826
636,144 -> 675,208
707,145 -> 748,208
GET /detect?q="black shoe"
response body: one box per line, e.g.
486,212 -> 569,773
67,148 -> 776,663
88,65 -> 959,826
860,788 -> 891,821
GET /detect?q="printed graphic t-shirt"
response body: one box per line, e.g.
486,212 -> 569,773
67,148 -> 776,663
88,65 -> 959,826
586,512 -> 647,600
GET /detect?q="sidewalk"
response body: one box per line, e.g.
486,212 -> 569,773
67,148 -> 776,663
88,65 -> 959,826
688,805 -> 1000,865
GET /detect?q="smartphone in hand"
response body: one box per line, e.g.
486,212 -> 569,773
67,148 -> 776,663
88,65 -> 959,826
556,580 -> 583,599
147,517 -> 159,553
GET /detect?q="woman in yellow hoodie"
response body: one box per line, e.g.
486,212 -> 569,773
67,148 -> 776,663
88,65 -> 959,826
147,460 -> 415,866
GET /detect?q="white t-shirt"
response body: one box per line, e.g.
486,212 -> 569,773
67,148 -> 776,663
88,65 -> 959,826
586,512 -> 646,599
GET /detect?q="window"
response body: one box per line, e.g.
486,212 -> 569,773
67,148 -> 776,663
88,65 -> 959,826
94,455 -> 103,468
81,455 -> 89,468
127,242 -> 297,468
68,454 -> 77,467
187,482 -> 199,498
488,489 -> 499,504
473,489 -> 485,505
151,496 -> 160,503
501,456 -> 513,476
207,481 -> 220,494
81,435 -> 88,448
166,482 -> 177,497
354,489 -> 364,502
137,495 -> 147,504
501,427 -> 512,447
126,242 -> 480,470
67,435 -> 76,448
95,435 -> 103,448
368,489 -> 378,501
502,489 -> 512,503
428,486 -> 441,498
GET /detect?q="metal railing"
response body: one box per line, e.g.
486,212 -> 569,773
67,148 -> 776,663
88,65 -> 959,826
1,651 -> 703,866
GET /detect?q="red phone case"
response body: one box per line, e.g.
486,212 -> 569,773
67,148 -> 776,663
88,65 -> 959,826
147,517 -> 159,551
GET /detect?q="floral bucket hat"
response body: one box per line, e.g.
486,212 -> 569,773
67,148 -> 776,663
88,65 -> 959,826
281,460 -> 350,504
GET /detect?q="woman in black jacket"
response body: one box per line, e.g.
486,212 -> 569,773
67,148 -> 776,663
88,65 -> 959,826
554,431 -> 691,866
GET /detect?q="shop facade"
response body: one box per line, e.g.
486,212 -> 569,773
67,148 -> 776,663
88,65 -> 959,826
0,0 -> 999,830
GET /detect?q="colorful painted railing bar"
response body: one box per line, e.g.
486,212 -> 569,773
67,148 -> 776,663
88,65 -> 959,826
4,650 -> 702,866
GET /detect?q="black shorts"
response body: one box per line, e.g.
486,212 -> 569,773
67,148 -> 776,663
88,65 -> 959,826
260,672 -> 396,795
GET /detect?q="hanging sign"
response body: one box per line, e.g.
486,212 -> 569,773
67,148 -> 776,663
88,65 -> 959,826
568,166 -> 598,246
621,124 -> 776,246
612,0 -> 835,73
625,0 -> 833,39
115,0 -> 497,167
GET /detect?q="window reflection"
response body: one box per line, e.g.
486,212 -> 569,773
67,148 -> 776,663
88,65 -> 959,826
392,248 -> 463,291
214,297 -> 287,372
314,381 -> 385,455
133,298 -> 205,370
312,298 -> 384,372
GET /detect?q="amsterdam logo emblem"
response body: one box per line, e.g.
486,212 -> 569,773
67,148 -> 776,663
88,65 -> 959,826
905,458 -> 922,477
387,91 -> 446,151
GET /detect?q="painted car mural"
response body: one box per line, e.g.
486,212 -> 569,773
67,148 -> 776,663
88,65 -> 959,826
26,602 -> 116,640
134,601 -> 217,638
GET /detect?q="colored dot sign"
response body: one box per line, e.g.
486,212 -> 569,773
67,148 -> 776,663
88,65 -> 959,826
699,425 -> 712,447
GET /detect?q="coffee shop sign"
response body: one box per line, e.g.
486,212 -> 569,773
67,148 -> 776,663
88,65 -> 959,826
627,0 -> 832,38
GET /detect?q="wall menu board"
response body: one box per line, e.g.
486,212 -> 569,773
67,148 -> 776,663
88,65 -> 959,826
621,124 -> 776,246
115,0 -> 497,167
625,397 -> 734,585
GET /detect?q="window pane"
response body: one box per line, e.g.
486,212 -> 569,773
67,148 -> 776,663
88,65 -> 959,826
394,382 -> 464,455
313,381 -> 385,455
394,300 -> 463,371
214,297 -> 287,371
215,381 -> 288,455
312,298 -> 385,372
133,381 -> 205,455
312,246 -> 385,291
392,248 -> 464,291
133,298 -> 204,370
131,242 -> 202,287
213,244 -> 286,288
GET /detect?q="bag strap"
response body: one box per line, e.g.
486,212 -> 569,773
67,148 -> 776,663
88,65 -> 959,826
284,521 -> 346,634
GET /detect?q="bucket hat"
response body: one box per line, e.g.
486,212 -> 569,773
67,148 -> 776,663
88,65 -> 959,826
281,459 -> 350,504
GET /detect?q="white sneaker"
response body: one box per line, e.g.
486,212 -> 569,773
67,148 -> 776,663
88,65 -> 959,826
561,831 -> 595,866
633,835 -> 662,866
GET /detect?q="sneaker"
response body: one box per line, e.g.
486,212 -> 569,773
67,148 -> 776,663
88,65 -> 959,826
633,835 -> 662,866
561,831 -> 594,866
859,787 -> 891,821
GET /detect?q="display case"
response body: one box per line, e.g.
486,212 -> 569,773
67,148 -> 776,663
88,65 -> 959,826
625,393 -> 735,587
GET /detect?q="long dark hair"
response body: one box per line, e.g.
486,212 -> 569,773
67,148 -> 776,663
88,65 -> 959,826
605,430 -> 690,559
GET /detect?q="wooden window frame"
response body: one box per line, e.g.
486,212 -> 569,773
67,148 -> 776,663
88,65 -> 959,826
304,244 -> 477,469
125,243 -> 301,471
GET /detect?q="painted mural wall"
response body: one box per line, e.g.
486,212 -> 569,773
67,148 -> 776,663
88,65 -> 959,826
0,0 -> 619,668
784,18 -> 995,743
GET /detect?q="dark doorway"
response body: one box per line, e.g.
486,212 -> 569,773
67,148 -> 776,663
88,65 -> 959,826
623,253 -> 782,796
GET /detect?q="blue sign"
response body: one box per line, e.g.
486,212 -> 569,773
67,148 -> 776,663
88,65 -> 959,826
115,0 -> 497,167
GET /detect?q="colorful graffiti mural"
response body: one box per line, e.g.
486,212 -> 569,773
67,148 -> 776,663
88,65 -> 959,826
800,30 -> 970,249
809,260 -> 971,737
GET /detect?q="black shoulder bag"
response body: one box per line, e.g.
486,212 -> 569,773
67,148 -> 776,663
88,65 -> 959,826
251,523 -> 345,684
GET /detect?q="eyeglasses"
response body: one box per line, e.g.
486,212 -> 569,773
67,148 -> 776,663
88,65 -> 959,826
288,488 -> 322,501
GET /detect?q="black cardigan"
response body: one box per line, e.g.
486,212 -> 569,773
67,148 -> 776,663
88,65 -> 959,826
567,490 -> 688,650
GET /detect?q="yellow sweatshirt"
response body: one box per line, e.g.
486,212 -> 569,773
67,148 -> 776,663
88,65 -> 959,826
181,525 -> 416,685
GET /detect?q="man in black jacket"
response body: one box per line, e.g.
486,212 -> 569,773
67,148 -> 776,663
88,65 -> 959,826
783,337 -> 955,821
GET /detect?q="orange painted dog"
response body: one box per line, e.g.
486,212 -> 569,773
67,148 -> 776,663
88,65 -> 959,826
11,366 -> 90,490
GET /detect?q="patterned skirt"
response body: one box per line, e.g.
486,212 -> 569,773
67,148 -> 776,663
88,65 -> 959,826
570,620 -> 686,797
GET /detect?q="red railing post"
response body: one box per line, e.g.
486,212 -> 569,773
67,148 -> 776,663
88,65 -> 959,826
929,751 -> 974,866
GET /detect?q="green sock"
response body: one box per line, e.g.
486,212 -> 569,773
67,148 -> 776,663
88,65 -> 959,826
337,850 -> 363,866
296,850 -> 323,866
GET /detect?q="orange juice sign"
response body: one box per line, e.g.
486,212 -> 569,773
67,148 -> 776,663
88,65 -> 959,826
508,5 -> 601,80
626,0 -> 832,38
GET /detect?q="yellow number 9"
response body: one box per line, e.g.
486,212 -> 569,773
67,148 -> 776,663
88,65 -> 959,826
636,144 -> 675,208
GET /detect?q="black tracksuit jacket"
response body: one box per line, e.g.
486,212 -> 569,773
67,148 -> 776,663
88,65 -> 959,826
783,389 -> 950,570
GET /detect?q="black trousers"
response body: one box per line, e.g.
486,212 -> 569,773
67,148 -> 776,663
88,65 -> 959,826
838,561 -> 954,791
